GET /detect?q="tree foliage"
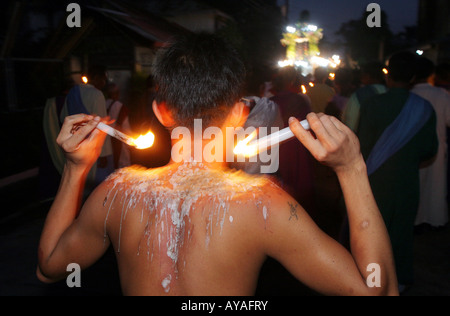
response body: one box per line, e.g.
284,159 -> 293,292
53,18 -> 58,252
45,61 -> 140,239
337,9 -> 393,64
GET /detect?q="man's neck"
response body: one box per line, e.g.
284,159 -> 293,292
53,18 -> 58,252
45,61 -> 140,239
414,79 -> 430,85
170,137 -> 230,170
388,82 -> 410,89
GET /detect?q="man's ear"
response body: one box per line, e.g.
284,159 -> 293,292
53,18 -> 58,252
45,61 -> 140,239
153,101 -> 176,128
229,100 -> 247,126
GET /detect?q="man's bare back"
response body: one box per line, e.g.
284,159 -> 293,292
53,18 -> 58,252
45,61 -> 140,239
94,162 -> 281,295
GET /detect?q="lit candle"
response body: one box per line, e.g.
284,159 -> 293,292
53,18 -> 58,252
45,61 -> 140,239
301,85 -> 307,94
96,122 -> 154,150
234,119 -> 310,158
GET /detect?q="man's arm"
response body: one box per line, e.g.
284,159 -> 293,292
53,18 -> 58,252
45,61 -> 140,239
37,114 -> 110,282
263,113 -> 398,296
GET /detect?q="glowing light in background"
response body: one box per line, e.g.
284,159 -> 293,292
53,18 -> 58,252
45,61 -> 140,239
301,85 -> 307,94
304,24 -> 318,32
279,24 -> 342,76
278,60 -> 294,68
286,26 -> 297,33
311,56 -> 331,68
82,76 -> 88,84
295,60 -> 309,68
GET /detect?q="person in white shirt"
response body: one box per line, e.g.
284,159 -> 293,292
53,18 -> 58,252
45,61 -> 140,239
60,65 -> 114,191
105,83 -> 132,169
413,57 -> 450,228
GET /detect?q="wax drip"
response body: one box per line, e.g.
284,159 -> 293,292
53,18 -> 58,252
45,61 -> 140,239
102,162 -> 274,292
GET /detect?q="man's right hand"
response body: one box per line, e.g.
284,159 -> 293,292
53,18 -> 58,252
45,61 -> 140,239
56,114 -> 107,171
289,113 -> 365,175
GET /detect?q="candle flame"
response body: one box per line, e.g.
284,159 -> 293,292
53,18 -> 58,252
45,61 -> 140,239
233,131 -> 258,158
82,76 -> 88,84
133,131 -> 155,150
301,85 -> 307,94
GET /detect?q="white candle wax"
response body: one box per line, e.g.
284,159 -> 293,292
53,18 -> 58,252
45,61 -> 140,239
96,122 -> 136,147
249,119 -> 310,152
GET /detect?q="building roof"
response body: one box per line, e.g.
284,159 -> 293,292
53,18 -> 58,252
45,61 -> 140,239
43,0 -> 190,59
90,0 -> 190,43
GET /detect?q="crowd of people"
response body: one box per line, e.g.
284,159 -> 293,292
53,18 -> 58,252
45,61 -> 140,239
255,53 -> 449,293
38,33 -> 450,295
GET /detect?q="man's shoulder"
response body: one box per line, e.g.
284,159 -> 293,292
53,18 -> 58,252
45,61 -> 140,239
104,165 -> 168,187
102,164 -> 279,195
321,84 -> 336,95
413,84 -> 450,106
80,84 -> 105,99
312,84 -> 334,94
432,86 -> 450,102
366,89 -> 389,103
359,92 -> 386,116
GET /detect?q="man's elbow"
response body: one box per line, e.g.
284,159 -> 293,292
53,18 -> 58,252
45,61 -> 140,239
36,266 -> 56,284
36,264 -> 64,284
37,247 -> 61,283
365,281 -> 399,296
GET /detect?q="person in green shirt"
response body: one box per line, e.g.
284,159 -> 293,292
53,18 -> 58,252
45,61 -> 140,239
357,52 -> 438,292
307,67 -> 335,114
342,62 -> 388,132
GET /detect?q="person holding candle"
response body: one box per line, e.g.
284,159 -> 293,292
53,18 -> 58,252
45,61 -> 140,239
37,33 -> 398,296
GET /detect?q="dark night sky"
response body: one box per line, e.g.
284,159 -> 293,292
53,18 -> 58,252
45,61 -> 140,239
283,0 -> 420,40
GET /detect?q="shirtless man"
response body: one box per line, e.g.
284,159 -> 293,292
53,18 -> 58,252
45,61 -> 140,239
37,34 -> 398,296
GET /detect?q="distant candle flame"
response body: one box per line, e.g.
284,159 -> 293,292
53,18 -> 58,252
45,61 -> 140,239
233,131 -> 258,158
301,85 -> 307,94
133,131 -> 155,150
82,76 -> 88,84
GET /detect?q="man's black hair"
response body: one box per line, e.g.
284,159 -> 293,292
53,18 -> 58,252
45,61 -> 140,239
87,64 -> 107,80
436,62 -> 450,82
314,67 -> 328,83
415,57 -> 435,81
361,61 -> 386,85
153,33 -> 246,129
273,66 -> 300,93
387,52 -> 418,83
